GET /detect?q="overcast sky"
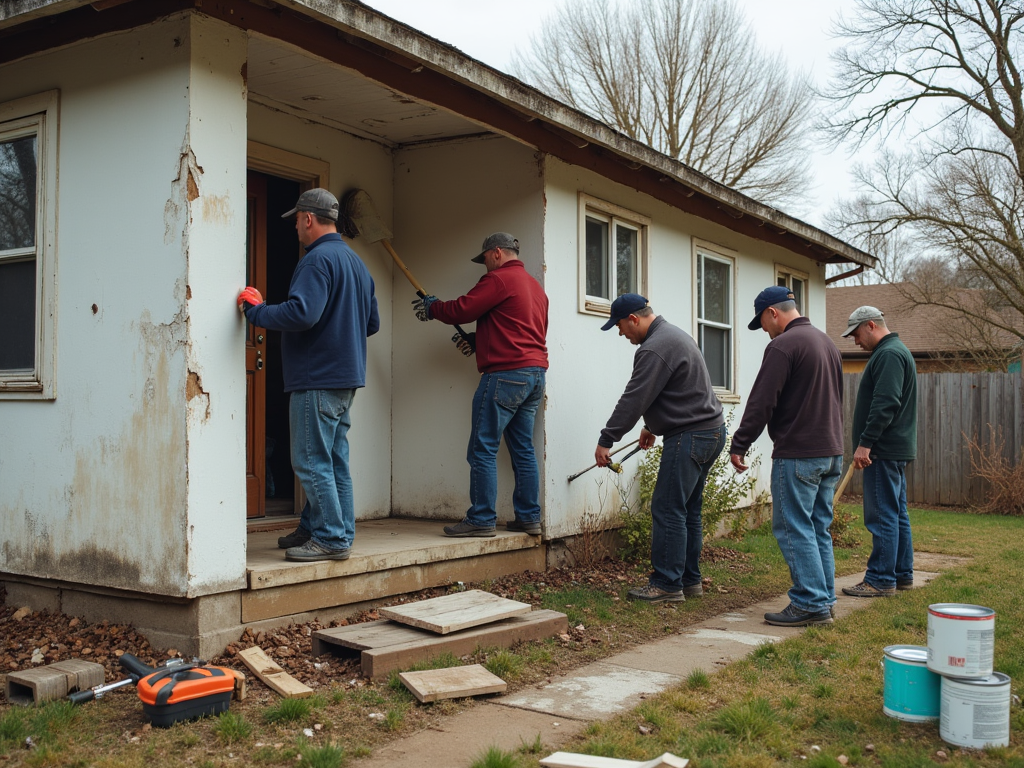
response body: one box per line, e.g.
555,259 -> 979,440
362,0 -> 862,227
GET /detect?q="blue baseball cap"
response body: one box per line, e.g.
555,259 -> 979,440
748,285 -> 795,330
601,293 -> 649,331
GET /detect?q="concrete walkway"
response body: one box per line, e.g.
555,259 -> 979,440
352,553 -> 958,768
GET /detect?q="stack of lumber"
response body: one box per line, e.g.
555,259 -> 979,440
312,589 -> 567,679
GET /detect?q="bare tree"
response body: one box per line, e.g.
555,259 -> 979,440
825,0 -> 1024,359
512,0 -> 815,206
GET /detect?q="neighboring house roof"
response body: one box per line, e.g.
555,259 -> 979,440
0,0 -> 877,269
826,283 -> 1022,359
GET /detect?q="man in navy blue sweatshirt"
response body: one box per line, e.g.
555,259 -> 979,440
239,188 -> 379,562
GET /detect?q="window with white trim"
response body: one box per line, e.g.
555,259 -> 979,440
776,265 -> 808,316
0,91 -> 59,398
695,246 -> 734,391
578,194 -> 649,314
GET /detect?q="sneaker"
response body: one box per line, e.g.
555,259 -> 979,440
842,581 -> 896,598
505,519 -> 542,535
896,579 -> 914,591
829,604 -> 836,619
764,603 -> 833,627
277,525 -> 311,549
443,519 -> 496,538
627,584 -> 685,603
682,583 -> 704,597
285,539 -> 351,562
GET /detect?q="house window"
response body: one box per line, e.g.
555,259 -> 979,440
695,246 -> 734,391
776,266 -> 808,316
578,194 -> 649,315
0,91 -> 58,398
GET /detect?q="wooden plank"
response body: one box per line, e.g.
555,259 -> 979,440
319,609 -> 568,680
312,620 -> 429,657
236,646 -> 312,699
540,752 -> 688,768
379,590 -> 532,635
398,664 -> 507,702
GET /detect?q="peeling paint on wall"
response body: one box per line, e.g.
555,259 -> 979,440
186,369 -> 210,421
164,140 -> 203,242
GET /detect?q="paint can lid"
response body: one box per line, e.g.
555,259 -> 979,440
945,671 -> 1011,686
928,603 -> 995,619
883,645 -> 929,663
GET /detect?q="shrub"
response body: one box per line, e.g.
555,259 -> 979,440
967,431 -> 1024,515
618,416 -> 762,563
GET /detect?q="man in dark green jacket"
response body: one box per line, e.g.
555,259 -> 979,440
841,306 -> 918,597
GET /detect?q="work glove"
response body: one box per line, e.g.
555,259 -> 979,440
452,331 -> 476,357
412,295 -> 438,322
238,286 -> 264,313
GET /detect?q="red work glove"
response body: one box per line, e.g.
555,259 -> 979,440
237,286 -> 264,313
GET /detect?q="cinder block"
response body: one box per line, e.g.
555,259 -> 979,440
5,659 -> 105,705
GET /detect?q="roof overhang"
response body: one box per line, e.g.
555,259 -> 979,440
0,0 -> 876,268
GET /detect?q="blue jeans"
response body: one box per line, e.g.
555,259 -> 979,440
771,455 -> 842,613
290,389 -> 355,550
466,368 -> 546,528
649,424 -> 727,592
863,459 -> 913,589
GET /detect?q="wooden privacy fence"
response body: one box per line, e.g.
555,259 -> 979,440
842,371 -> 1023,507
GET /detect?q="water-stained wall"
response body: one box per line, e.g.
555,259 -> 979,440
0,14 -> 249,597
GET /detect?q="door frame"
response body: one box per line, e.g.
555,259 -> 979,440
246,141 -> 330,516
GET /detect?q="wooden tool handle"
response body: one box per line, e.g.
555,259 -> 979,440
835,462 -> 856,500
381,239 -> 426,295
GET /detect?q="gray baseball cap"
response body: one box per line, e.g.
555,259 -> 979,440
472,232 -> 519,263
841,305 -> 884,337
281,188 -> 340,221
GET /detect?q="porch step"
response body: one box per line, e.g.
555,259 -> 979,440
312,609 -> 568,679
243,518 -> 544,623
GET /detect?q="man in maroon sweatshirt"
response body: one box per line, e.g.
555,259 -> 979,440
413,233 -> 549,538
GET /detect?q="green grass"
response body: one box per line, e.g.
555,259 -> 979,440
299,742 -> 345,768
262,697 -> 312,724
212,710 -> 253,743
471,745 -> 523,768
528,507 -> 1024,767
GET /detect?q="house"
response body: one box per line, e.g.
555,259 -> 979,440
0,0 -> 875,655
826,284 -> 1022,373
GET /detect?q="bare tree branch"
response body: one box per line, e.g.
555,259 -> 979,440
825,0 -> 1024,364
511,0 -> 815,207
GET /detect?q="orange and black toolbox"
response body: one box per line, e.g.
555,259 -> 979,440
136,663 -> 241,727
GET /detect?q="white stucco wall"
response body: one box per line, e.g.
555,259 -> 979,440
390,136 -> 544,521
0,14 -> 251,596
542,157 -> 830,538
247,98 -> 395,521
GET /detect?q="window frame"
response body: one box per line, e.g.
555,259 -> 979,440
577,193 -> 650,316
0,90 -> 59,399
692,239 -> 737,400
775,264 -> 810,318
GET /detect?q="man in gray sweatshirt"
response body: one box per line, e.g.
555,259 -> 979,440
595,294 -> 725,603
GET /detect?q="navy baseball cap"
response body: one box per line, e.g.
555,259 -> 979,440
748,285 -> 795,330
601,293 -> 649,331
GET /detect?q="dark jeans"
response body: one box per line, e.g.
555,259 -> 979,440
649,424 -> 727,592
863,459 -> 913,588
465,367 -> 546,527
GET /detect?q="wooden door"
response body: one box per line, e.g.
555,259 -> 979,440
245,171 -> 268,518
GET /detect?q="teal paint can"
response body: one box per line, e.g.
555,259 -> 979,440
883,645 -> 941,721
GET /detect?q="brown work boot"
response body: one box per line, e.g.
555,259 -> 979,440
627,584 -> 685,603
842,581 -> 896,598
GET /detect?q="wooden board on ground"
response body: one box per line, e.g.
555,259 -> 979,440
379,589 -> 531,634
5,659 -> 106,705
399,664 -> 507,703
236,646 -> 312,699
313,609 -> 568,679
540,752 -> 688,768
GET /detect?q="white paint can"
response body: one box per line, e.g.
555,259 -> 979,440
927,603 -> 995,677
940,672 -> 1011,749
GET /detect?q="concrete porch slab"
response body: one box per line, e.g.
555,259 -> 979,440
247,518 -> 541,590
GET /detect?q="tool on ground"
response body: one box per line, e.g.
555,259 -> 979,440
67,655 -> 184,705
835,462 -> 856,500
567,438 -> 641,483
342,188 -> 472,349
68,653 -> 243,727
